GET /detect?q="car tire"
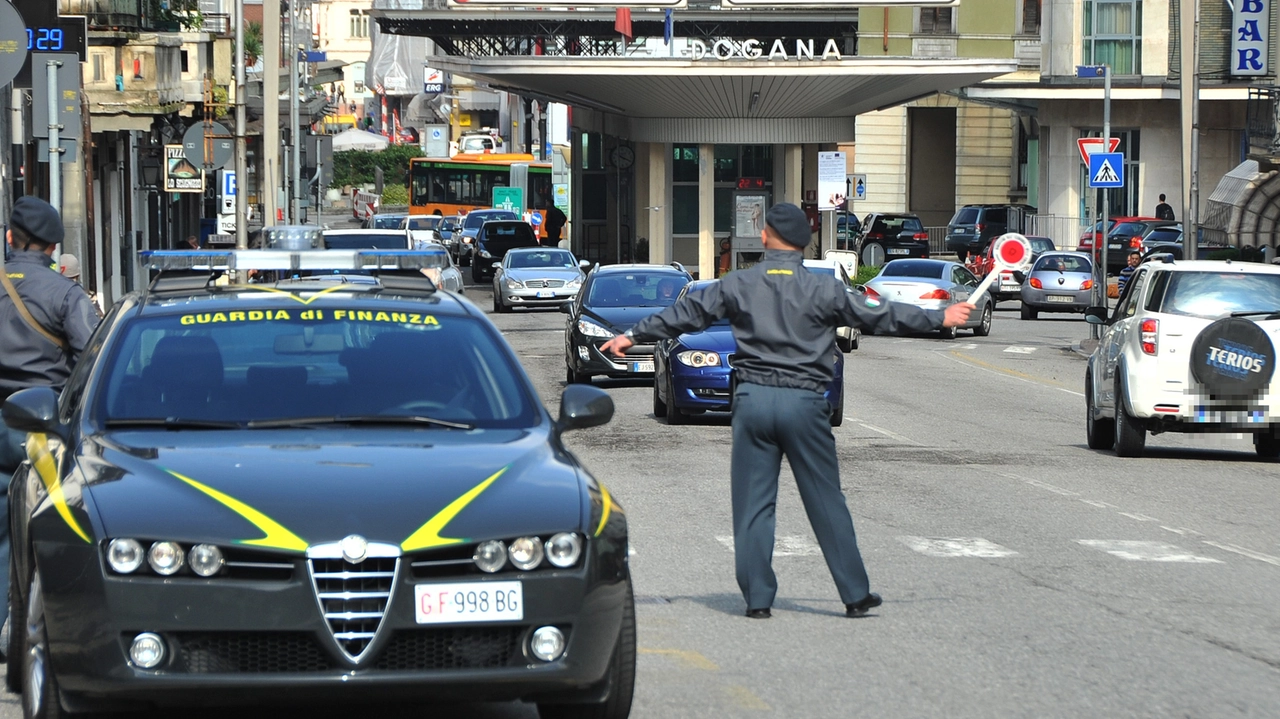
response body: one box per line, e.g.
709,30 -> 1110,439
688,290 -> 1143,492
860,243 -> 886,268
837,334 -> 853,353
1020,304 -> 1037,321
973,304 -> 992,337
471,262 -> 484,284
938,324 -> 957,340
1085,374 -> 1115,451
850,331 -> 860,351
1113,379 -> 1146,458
566,365 -> 590,386
537,579 -> 636,719
23,571 -> 68,719
1254,429 -> 1280,459
956,249 -> 969,263
665,375 -> 687,425
7,553 -> 26,693
652,374 -> 668,418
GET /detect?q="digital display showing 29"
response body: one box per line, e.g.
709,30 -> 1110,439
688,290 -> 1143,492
27,28 -> 65,52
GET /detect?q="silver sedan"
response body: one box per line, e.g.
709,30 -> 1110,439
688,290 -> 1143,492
492,247 -> 587,312
1018,251 -> 1094,320
862,258 -> 993,339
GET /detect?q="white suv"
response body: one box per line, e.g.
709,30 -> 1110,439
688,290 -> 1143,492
1085,258 -> 1280,458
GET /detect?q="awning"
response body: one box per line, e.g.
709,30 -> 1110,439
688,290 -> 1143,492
429,55 -> 1018,143
1202,159 -> 1280,247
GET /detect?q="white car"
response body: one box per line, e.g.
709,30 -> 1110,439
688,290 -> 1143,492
1085,258 -> 1280,458
803,258 -> 861,351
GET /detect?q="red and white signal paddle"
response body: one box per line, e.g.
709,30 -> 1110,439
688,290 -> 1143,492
968,233 -> 1034,303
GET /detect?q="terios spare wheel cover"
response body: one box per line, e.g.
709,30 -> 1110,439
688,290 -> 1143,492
1189,317 -> 1276,399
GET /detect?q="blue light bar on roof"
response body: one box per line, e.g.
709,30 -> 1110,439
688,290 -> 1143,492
139,249 -> 448,273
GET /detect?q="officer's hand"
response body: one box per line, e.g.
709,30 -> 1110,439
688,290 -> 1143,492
944,302 -> 975,328
600,334 -> 634,357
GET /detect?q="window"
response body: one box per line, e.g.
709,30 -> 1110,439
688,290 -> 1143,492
180,50 -> 189,74
1023,0 -> 1041,35
92,54 -> 105,82
1083,0 -> 1141,75
919,7 -> 954,34
349,9 -> 369,39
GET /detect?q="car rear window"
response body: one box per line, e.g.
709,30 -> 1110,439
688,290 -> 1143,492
870,216 -> 923,234
404,217 -> 441,231
953,208 -> 979,225
587,273 -> 688,308
95,310 -> 538,428
464,211 -> 518,229
371,216 -> 404,229
1145,229 -> 1182,243
879,260 -> 945,279
323,232 -> 408,250
485,223 -> 537,241
1033,255 -> 1090,273
1109,222 -> 1149,237
1158,272 -> 1280,319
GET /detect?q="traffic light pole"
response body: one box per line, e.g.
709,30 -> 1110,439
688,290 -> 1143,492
1100,64 -> 1110,308
234,0 -> 248,249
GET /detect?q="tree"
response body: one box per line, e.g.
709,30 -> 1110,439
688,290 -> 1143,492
245,22 -> 263,68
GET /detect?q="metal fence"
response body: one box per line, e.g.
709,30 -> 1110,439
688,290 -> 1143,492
1025,214 -> 1085,251
925,227 -> 949,255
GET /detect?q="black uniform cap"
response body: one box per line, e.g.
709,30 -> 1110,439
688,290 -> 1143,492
765,203 -> 810,250
10,196 -> 64,246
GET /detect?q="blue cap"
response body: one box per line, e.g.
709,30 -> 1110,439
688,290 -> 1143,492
10,196 -> 64,246
765,203 -> 810,249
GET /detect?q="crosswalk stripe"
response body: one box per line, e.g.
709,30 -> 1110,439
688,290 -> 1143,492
1004,346 -> 1037,354
1076,540 -> 1223,563
715,535 -> 821,557
898,536 -> 1018,558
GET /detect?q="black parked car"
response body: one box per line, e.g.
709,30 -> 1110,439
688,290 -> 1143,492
856,213 -> 930,267
470,220 -> 541,282
563,264 -> 692,384
0,249 -> 635,719
945,204 -> 1033,262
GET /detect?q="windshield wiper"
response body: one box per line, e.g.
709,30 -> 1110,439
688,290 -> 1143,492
104,418 -> 243,430
246,415 -> 475,430
1230,310 -> 1280,320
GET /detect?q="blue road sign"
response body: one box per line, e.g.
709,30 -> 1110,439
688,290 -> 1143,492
1076,65 -> 1106,78
1088,152 -> 1124,188
222,170 -> 237,198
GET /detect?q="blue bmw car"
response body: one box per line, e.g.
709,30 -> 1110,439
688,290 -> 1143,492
652,280 -> 845,426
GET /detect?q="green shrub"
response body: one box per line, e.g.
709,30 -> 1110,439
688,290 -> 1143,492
854,265 -> 881,285
1205,247 -> 1241,262
380,184 -> 408,205
331,146 -> 424,189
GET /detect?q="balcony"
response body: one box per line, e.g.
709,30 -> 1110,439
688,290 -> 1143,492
60,0 -> 151,31
1246,86 -> 1280,160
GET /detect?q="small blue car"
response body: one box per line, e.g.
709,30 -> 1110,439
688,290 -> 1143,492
652,280 -> 845,426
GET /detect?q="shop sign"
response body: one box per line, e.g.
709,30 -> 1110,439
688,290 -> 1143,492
689,38 -> 844,61
1231,0 -> 1270,76
165,145 -> 203,193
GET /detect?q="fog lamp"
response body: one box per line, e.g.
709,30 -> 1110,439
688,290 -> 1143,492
530,626 -> 566,662
129,633 -> 166,669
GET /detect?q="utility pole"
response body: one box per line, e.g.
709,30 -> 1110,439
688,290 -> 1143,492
1187,0 -> 1201,260
46,58 -> 62,265
1100,64 -> 1111,307
263,0 -> 281,226
289,1 -> 301,226
234,0 -> 248,249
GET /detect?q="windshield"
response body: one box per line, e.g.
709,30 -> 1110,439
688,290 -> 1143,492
507,250 -> 576,269
95,308 -> 538,428
464,211 -> 518,229
324,233 -> 408,250
1029,237 -> 1055,254
587,273 -> 688,308
371,216 -> 404,229
1033,255 -> 1090,273
878,260 -> 945,279
1159,272 -> 1280,319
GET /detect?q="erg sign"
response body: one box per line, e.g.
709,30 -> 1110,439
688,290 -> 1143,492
1231,0 -> 1270,76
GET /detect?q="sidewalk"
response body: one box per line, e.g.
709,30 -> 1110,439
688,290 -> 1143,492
1071,337 -> 1099,357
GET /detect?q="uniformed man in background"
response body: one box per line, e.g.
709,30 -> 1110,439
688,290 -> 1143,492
0,197 -> 101,637
601,203 -> 972,619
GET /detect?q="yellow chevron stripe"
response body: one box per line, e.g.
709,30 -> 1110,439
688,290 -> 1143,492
26,433 -> 91,543
242,283 -> 349,304
401,467 -> 508,552
168,470 -> 308,552
594,484 -> 613,538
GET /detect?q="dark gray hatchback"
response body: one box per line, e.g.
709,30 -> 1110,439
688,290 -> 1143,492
945,205 -> 1033,262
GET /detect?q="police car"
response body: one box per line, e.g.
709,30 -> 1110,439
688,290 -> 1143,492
1,250 -> 634,718
1085,258 -> 1280,458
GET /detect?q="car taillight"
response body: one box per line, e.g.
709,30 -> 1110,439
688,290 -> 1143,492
1081,279 -> 1093,290
1079,236 -> 1093,249
865,286 -> 882,300
913,232 -> 928,240
1140,318 -> 1159,355
975,223 -> 984,233
867,233 -> 883,240
920,289 -> 951,300
1129,235 -> 1142,248
1029,278 -> 1042,289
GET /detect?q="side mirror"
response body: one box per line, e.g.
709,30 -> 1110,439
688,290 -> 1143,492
560,302 -> 574,314
2,387 -> 66,439
1012,271 -> 1026,283
558,384 -> 614,431
1084,306 -> 1109,325
578,259 -> 591,269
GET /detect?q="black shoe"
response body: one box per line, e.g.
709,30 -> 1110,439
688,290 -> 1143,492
845,593 -> 882,617
745,607 -> 771,619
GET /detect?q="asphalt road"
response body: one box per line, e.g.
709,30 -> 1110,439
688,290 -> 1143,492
4,285 -> 1278,718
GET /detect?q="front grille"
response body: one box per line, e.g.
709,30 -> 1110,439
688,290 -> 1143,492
310,556 -> 397,660
524,279 -> 566,289
373,627 -> 524,671
173,632 -> 333,673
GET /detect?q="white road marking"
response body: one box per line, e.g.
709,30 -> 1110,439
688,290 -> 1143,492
896,338 -> 916,344
1080,499 -> 1118,509
936,351 -> 1086,397
1058,387 -> 1086,397
847,419 -> 923,446
1201,541 -> 1280,567
715,535 -> 822,557
956,343 -> 978,350
1160,526 -> 1204,537
1077,540 -> 1223,563
1117,512 -> 1160,522
1004,346 -> 1038,354
1021,478 -> 1080,496
898,536 -> 1019,558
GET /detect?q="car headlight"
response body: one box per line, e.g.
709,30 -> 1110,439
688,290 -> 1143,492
676,350 -> 721,368
107,538 -> 146,574
148,541 -> 185,576
508,536 -> 545,570
545,533 -> 583,568
504,277 -> 525,289
188,544 -> 225,577
576,319 -> 615,338
474,540 -> 507,573
565,278 -> 582,289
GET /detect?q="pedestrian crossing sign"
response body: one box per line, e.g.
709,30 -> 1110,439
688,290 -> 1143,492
1088,152 -> 1125,188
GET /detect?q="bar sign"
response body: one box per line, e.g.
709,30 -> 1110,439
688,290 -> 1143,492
1232,0 -> 1270,76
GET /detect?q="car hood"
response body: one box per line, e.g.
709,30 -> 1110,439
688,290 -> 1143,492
505,268 -> 582,282
583,305 -> 669,333
677,325 -> 736,353
79,427 -> 585,551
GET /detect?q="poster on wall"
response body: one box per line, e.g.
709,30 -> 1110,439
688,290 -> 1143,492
734,193 -> 767,239
164,145 -> 203,193
817,151 -> 846,211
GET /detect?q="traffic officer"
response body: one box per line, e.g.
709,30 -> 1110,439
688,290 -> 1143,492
601,203 -> 972,619
0,197 -> 100,635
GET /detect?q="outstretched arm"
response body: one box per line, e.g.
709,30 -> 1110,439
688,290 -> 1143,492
600,284 -> 728,357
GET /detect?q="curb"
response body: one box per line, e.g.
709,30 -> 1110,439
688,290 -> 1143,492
1071,338 -> 1099,358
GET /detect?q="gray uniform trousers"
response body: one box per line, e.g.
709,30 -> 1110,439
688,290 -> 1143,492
730,382 -> 870,609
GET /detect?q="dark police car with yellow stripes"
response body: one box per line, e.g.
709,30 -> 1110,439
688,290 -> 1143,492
1,249 -> 633,719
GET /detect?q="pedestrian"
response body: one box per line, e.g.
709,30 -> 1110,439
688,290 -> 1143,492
1155,194 -> 1175,221
183,235 -> 199,250
1117,250 -> 1141,296
542,190 -> 567,245
0,197 -> 101,637
58,253 -> 104,317
600,203 -> 971,619
717,238 -> 733,277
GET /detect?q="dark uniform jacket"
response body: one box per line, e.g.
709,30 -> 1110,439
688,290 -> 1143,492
0,249 -> 101,398
628,249 -> 944,393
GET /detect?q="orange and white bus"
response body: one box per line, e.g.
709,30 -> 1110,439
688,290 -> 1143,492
408,153 -> 554,218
